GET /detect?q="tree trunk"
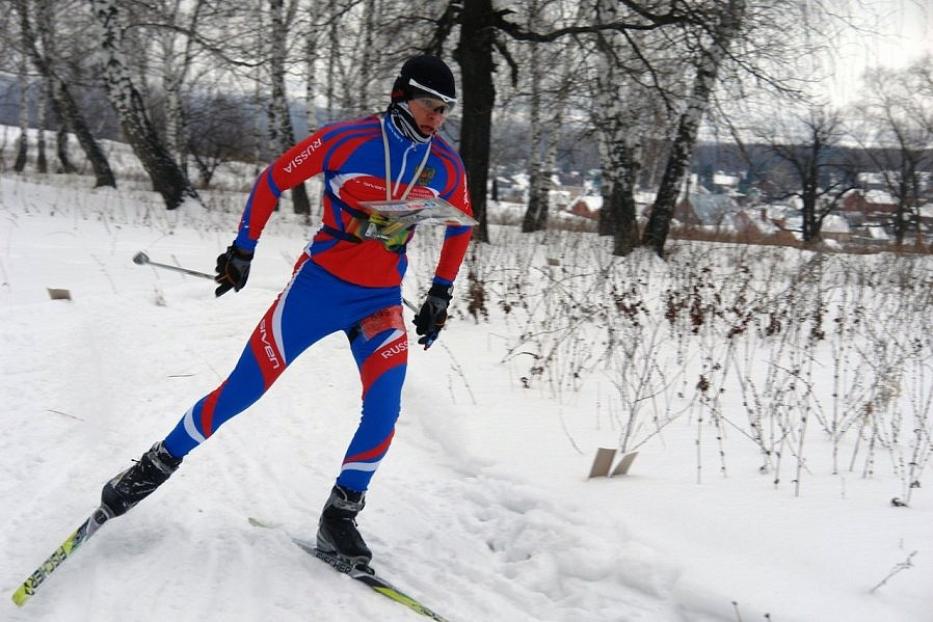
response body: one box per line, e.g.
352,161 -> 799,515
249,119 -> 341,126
304,1 -> 321,134
14,52 -> 29,173
56,125 -> 76,173
521,0 -> 545,234
611,134 -> 641,255
160,0 -> 204,179
165,85 -> 188,177
592,0 -> 641,253
597,125 -> 641,254
191,148 -> 217,188
534,90 -> 572,234
523,28 -> 573,234
642,0 -> 746,257
36,82 -> 48,174
161,26 -> 188,178
252,2 -> 266,175
125,3 -> 150,103
802,136 -> 822,243
597,130 -> 616,236
14,0 -> 114,184
888,155 -> 921,246
269,0 -> 311,216
643,120 -> 693,256
802,174 -> 819,243
535,135 -> 560,231
610,182 -> 639,255
90,0 -> 195,209
52,80 -> 112,183
358,0 -> 376,112
894,174 -> 909,245
455,0 -> 496,243
523,170 -> 544,233
326,2 -> 340,124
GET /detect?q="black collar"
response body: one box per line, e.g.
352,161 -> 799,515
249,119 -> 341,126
386,102 -> 431,144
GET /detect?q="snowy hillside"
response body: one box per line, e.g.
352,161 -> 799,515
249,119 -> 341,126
1,157 -> 932,621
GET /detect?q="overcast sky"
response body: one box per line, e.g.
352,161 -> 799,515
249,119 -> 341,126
825,0 -> 931,105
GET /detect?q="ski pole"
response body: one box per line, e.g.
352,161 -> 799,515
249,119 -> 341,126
132,251 -> 214,280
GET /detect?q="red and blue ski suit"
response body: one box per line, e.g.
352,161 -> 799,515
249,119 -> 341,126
162,113 -> 472,491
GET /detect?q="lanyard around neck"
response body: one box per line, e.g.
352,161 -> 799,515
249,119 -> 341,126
380,114 -> 432,202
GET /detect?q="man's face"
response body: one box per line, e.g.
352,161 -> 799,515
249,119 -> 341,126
408,97 -> 450,136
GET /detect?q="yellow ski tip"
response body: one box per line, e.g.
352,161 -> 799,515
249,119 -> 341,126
12,584 -> 31,607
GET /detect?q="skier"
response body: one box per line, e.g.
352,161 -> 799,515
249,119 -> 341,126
99,54 -> 472,567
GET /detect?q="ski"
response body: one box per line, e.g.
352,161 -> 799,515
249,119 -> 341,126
293,538 -> 450,622
248,517 -> 450,621
11,506 -> 112,607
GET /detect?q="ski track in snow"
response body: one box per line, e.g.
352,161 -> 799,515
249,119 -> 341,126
0,184 -> 717,622
1,175 -> 931,622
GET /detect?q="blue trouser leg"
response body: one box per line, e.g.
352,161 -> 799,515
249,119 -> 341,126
336,311 -> 408,492
162,259 -> 404,479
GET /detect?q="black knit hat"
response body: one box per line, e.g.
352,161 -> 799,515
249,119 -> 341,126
390,55 -> 457,105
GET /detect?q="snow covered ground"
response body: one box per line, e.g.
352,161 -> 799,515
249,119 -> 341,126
1,165 -> 932,622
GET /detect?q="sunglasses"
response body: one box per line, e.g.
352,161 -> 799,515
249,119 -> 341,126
407,77 -> 457,116
412,97 -> 453,116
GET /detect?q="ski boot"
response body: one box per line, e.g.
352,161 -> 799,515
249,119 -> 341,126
316,484 -> 372,566
101,441 -> 182,517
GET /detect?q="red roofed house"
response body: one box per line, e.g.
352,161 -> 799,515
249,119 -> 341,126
841,190 -> 897,216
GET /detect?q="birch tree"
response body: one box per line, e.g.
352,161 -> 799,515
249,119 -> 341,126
358,0 -> 377,112
325,1 -> 341,123
13,0 -> 113,184
36,80 -> 48,173
152,0 -> 208,177
523,68 -> 572,233
589,0 -> 656,254
36,0 -> 76,174
251,1 -> 268,173
642,0 -> 747,257
431,0 -> 688,243
269,0 -> 311,216
13,51 -> 29,173
303,0 -> 324,134
90,0 -> 197,209
56,125 -> 78,174
302,0 -> 392,132
520,0 -> 576,234
521,20 -> 545,233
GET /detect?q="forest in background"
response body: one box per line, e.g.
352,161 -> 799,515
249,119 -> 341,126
1,0 -> 930,251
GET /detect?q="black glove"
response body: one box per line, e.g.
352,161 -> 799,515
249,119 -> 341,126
412,284 -> 452,350
214,244 -> 253,297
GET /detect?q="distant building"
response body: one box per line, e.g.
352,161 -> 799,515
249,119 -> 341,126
856,172 -> 888,190
711,171 -> 742,195
865,225 -> 892,243
820,213 -> 852,242
567,195 -> 602,220
734,208 -> 775,234
841,189 -> 897,216
675,190 -> 738,226
712,172 -> 740,188
549,189 -> 573,209
920,203 -> 933,226
493,175 -> 526,203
